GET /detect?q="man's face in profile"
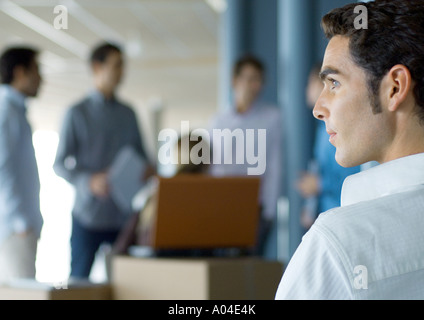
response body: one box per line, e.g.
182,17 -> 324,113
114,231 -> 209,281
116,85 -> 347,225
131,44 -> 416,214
313,36 -> 392,168
21,58 -> 42,98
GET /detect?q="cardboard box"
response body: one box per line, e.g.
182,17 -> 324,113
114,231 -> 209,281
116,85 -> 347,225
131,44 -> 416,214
0,279 -> 112,300
112,256 -> 284,300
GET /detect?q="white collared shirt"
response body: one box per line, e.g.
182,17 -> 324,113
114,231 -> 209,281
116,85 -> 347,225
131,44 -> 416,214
275,153 -> 424,300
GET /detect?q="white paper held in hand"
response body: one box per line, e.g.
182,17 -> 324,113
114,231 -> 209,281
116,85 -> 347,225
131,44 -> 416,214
108,146 -> 146,213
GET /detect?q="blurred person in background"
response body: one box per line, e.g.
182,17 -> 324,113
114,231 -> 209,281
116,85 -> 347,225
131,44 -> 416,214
208,54 -> 283,257
54,42 -> 153,279
0,47 -> 43,283
113,132 -> 210,257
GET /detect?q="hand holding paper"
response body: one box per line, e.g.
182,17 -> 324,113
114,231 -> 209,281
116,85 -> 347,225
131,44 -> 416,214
90,172 -> 110,198
108,146 -> 147,213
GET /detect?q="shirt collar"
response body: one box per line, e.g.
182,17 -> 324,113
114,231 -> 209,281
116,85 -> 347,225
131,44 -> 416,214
89,89 -> 117,107
341,153 -> 424,207
231,100 -> 262,117
0,84 -> 27,112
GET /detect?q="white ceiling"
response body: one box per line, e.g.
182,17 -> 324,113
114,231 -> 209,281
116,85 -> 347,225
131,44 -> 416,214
0,0 -> 220,152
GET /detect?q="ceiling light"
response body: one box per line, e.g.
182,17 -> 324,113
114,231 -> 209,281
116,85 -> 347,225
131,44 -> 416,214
205,0 -> 228,13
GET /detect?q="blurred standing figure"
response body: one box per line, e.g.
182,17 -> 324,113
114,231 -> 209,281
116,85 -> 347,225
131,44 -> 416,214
297,65 -> 360,229
54,42 -> 152,279
0,47 -> 43,282
209,55 -> 283,256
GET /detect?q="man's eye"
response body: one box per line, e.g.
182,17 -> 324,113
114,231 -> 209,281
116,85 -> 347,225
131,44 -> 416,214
330,79 -> 340,88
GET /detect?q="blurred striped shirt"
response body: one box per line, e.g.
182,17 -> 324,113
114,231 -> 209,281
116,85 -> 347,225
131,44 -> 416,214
0,85 -> 43,245
208,102 -> 283,222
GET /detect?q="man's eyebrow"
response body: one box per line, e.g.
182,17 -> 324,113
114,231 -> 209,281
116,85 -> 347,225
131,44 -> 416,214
319,67 -> 341,81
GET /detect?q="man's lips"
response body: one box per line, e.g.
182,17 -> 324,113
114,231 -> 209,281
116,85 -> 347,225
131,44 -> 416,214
327,130 -> 337,144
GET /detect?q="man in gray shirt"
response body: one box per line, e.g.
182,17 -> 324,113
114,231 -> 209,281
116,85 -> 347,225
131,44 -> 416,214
54,42 -> 152,278
0,47 -> 43,282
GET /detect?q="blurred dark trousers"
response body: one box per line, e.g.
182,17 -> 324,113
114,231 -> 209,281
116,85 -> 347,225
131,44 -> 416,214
254,216 -> 273,257
70,215 -> 119,279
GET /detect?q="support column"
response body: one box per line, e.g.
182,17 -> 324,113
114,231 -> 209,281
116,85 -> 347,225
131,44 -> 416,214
218,0 -> 278,111
218,0 -> 248,111
278,0 -> 316,257
217,0 -> 280,260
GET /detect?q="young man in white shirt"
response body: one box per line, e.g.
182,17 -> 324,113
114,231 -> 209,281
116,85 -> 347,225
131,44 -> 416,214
276,0 -> 424,299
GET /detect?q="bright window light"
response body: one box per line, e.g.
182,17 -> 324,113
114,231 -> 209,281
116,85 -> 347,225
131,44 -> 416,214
32,130 -> 74,283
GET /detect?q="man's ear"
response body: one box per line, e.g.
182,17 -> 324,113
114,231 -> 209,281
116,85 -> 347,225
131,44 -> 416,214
382,64 -> 412,112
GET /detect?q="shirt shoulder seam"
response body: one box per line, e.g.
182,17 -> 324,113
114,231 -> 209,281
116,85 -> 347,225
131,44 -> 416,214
312,222 -> 357,298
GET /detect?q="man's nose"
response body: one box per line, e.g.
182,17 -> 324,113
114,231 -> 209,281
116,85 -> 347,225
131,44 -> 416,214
313,93 -> 328,121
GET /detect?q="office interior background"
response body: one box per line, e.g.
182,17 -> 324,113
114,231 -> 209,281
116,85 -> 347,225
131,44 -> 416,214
0,0 -> 355,283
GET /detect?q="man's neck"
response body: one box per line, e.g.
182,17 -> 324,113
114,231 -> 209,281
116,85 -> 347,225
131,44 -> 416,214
379,124 -> 424,164
10,83 -> 27,98
95,85 -> 115,100
235,99 -> 255,114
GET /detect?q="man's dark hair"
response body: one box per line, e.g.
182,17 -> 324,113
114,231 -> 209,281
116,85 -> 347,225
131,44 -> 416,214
0,47 -> 38,84
233,54 -> 265,80
321,0 -> 424,122
90,42 -> 122,64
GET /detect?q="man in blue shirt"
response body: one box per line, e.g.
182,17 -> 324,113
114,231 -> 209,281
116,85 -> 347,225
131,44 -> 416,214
54,42 -> 153,278
0,47 -> 43,282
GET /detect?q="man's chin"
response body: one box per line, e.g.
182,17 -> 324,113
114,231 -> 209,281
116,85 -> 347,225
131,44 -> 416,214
335,152 -> 361,168
26,89 -> 39,98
